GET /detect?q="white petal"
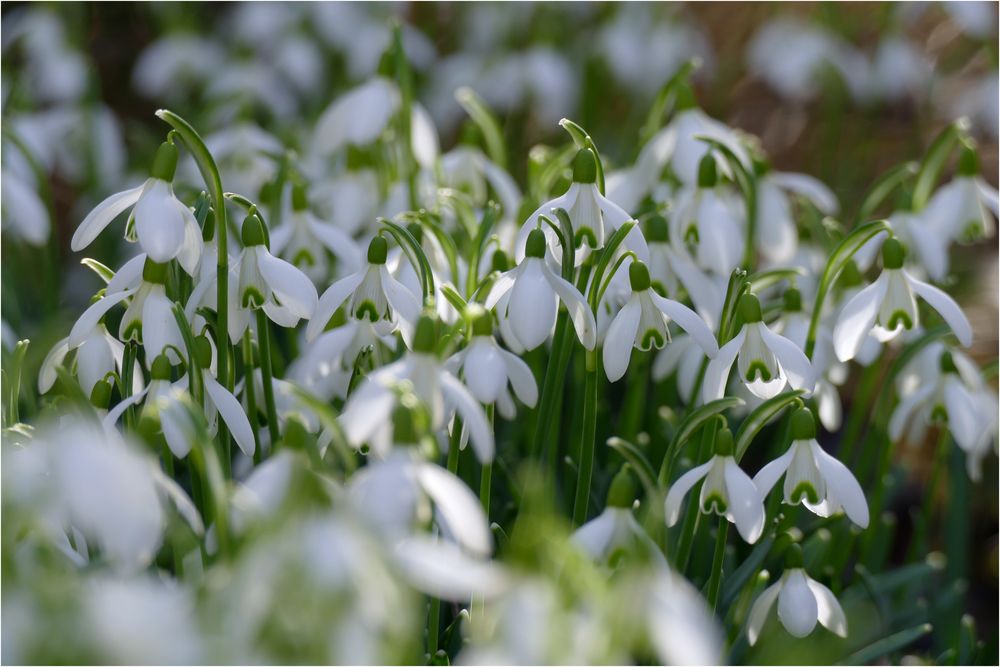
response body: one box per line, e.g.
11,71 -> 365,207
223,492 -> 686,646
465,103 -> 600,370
509,261 -> 557,351
71,183 -> 144,251
77,332 -> 116,397
944,379 -> 982,451
806,578 -> 848,638
500,348 -> 538,407
392,537 -> 507,602
905,272 -> 973,347
141,288 -> 182,366
135,180 -> 186,263
664,460 -> 713,526
810,441 -> 869,528
463,341 -> 507,403
833,273 -> 888,362
724,458 -> 765,543
307,270 -> 365,340
483,267 -> 518,310
205,376 -> 255,457
888,383 -> 934,442
151,466 -> 205,535
702,327 -> 746,403
441,372 -> 494,463
759,323 -> 815,394
778,570 -> 819,637
378,265 -> 422,325
753,446 -> 796,497
571,509 -> 618,560
650,293 -> 719,358
307,219 -> 363,273
175,202 -> 203,277
106,253 -> 147,295
257,247 -> 318,318
543,263 -> 597,350
770,171 -> 839,214
38,337 -> 70,393
102,386 -> 149,429
603,297 -> 641,382
747,582 -> 782,646
69,289 -> 134,348
416,463 -> 491,556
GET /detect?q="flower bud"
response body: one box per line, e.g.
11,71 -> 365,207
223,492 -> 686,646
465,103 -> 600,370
839,260 -> 862,288
407,222 -> 424,244
939,350 -> 958,375
738,293 -> 763,323
367,235 -> 389,265
572,148 -> 598,184
525,228 -> 547,258
783,287 -> 802,313
607,464 -> 637,508
629,261 -> 652,292
241,214 -> 267,248
790,407 -> 817,441
881,238 -> 906,270
193,335 -> 213,369
958,143 -> 980,177
150,354 -> 173,381
150,141 -> 179,182
468,306 -> 493,337
714,427 -> 734,457
491,249 -> 511,273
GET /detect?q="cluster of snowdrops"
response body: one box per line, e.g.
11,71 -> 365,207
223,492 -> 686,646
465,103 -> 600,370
3,34 -> 999,666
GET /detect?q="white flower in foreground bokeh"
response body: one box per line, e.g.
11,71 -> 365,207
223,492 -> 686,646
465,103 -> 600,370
573,466 -> 665,566
753,407 -> 869,528
833,238 -> 972,362
665,428 -> 765,543
1,167 -> 50,245
747,546 -> 847,644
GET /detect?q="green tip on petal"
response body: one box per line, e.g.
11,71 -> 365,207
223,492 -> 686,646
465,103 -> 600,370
783,287 -> 802,313
881,238 -> 906,270
571,148 -> 598,184
607,464 -> 637,508
241,214 -> 267,247
714,427 -> 734,457
790,407 -> 817,441
150,141 -> 179,182
644,215 -> 668,242
784,543 -> 805,569
90,378 -> 113,410
142,258 -> 169,285
697,153 -> 718,189
738,293 -> 763,323
291,183 -> 309,212
150,354 -> 173,381
525,228 -> 547,258
412,314 -> 438,354
367,235 -> 388,265
629,262 -> 651,292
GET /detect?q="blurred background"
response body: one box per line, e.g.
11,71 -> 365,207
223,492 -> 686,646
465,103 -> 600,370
2,2 -> 998,661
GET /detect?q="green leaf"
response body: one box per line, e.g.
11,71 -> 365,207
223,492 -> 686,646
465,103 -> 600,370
289,386 -> 357,476
804,219 -> 891,358
734,390 -> 806,461
439,283 -> 468,314
747,266 -> 805,293
81,258 -> 115,285
549,209 -> 577,281
588,220 -> 638,312
379,218 -> 435,302
912,119 -> 970,211
170,303 -> 203,403
607,436 -> 659,500
558,118 -> 606,195
5,340 -> 29,426
456,87 -> 507,169
659,396 -> 744,486
836,624 -> 932,665
466,202 -> 500,297
857,161 -> 918,222
717,268 -> 750,343
721,533 -> 776,607
639,58 -> 700,147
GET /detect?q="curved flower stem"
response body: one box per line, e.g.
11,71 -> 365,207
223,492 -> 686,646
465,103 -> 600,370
255,310 -> 280,452
572,349 -> 599,526
242,335 -> 263,465
706,520 -> 729,611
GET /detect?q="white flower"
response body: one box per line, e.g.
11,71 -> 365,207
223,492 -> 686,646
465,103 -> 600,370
756,170 -> 839,264
703,294 -> 815,402
669,175 -> 745,276
653,333 -> 706,404
269,183 -> 363,283
922,171 -> 998,246
747,549 -> 847,644
664,429 -> 765,543
515,148 -> 648,267
235,214 -> 318,334
70,141 -> 201,274
602,261 -> 719,382
307,235 -> 421,342
1,167 -> 50,246
753,408 -> 869,528
446,310 -> 538,419
340,316 -> 494,463
39,319 -> 143,399
666,105 -> 751,187
184,238 -> 248,344
287,324 -> 375,402
486,229 -> 597,351
832,238 -> 973,362
440,144 -> 521,216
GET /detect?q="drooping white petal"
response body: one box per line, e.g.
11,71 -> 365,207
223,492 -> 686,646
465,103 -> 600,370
77,331 -> 116,397
499,348 -> 538,407
702,327 -> 746,402
571,508 -> 619,560
777,570 -> 819,638
603,297 -> 641,382
543,263 -> 597,350
175,202 -> 203,277
204,376 -> 255,457
441,372 -> 494,463
69,289 -> 135,348
483,266 -> 519,310
306,216 -> 363,273
102,386 -> 150,429
106,253 -> 147,295
650,293 -> 719,358
944,378 -> 982,451
150,466 -> 204,535
747,582 -> 782,646
888,383 -> 935,443
724,458 -> 765,543
664,460 -> 714,526
378,265 -> 422,327
806,578 -> 848,638
135,180 -> 186,263
38,336 -> 71,393
306,269 -> 365,340
71,183 -> 144,251
759,323 -> 815,394
810,441 -> 869,528
256,247 -> 318,319
752,446 -> 796,497
141,287 -> 182,367
463,339 -> 507,404
905,272 -> 973,347
416,463 -> 491,557
770,171 -> 839,214
392,537 -> 508,602
833,273 -> 888,362
508,260 -> 557,351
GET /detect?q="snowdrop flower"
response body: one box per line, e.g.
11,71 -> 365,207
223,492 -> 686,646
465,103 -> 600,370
653,333 -> 706,404
665,99 -> 751,187
236,213 -> 318,333
201,122 -> 283,200
573,466 -> 666,566
270,183 -> 362,283
446,308 -> 538,419
131,34 -> 225,99
70,141 -> 201,274
486,229 -> 597,351
1,167 -> 50,245
922,146 -> 998,245
669,157 -> 746,275
642,215 -> 681,297
39,322 -> 142,399
756,167 -> 839,264
603,261 -> 719,382
664,428 -> 766,543
286,325 -> 367,402
833,238 -> 973,362
704,294 -> 815,402
747,18 -> 848,103
440,142 -> 521,217
340,315 -> 495,462
515,149 -> 648,267
307,235 -> 421,342
349,403 -> 491,557
747,545 -> 847,644
753,407 -> 869,528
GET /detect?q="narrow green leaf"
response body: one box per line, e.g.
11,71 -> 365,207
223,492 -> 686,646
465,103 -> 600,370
912,119 -> 969,211
607,436 -> 659,499
456,87 -> 507,169
466,202 -> 500,297
379,219 -> 435,302
734,390 -> 806,461
81,258 -> 115,285
659,396 -> 744,485
836,624 -> 932,665
587,220 -> 638,311
857,161 -> 918,222
439,283 -> 468,314
639,58 -> 700,147
747,267 -> 805,293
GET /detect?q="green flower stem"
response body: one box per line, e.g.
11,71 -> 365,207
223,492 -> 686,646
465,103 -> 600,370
572,349 -> 599,526
121,341 -> 138,430
160,443 -> 184,577
706,520 -> 729,611
480,405 -> 494,517
242,336 -> 263,465
908,430 -> 950,561
533,312 -> 573,461
839,361 -> 882,466
427,597 -> 441,656
255,310 -> 281,452
673,421 -> 717,570
619,353 -> 648,439
447,418 -> 463,475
